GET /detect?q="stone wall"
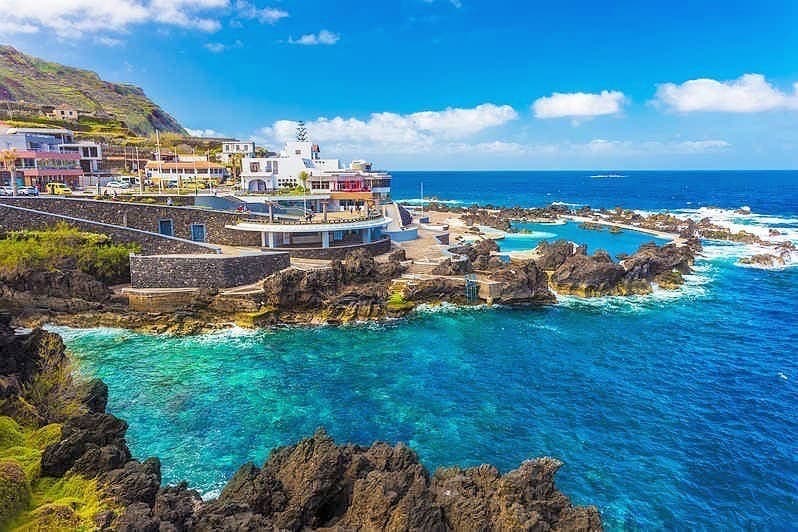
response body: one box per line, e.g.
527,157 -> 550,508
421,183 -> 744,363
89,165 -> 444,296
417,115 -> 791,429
0,203 -> 220,255
0,197 -> 262,246
270,237 -> 392,260
130,252 -> 290,289
126,288 -> 205,313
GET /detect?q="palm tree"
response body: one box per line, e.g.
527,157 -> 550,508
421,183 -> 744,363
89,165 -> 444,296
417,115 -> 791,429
228,153 -> 243,188
298,170 -> 309,193
0,149 -> 18,195
298,171 -> 309,215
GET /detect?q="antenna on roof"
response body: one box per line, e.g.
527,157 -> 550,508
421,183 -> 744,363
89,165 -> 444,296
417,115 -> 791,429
296,120 -> 309,142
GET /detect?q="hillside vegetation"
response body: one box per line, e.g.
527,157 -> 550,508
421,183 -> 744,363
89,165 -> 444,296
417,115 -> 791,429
0,45 -> 185,136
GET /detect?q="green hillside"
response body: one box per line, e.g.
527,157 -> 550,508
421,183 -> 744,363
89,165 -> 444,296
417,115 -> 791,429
0,45 -> 185,137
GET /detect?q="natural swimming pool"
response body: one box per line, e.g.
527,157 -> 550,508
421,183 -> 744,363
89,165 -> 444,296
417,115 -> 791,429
498,221 -> 668,258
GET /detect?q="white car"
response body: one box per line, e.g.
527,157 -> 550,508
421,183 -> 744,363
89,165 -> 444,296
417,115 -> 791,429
0,186 -> 14,195
17,186 -> 38,196
106,181 -> 131,189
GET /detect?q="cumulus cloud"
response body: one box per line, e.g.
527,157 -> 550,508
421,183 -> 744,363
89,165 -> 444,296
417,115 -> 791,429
204,39 -> 242,53
186,128 -> 223,137
532,90 -> 626,119
235,0 -> 288,24
0,0 -> 287,38
260,104 -> 518,153
654,74 -> 798,113
94,36 -> 124,47
288,29 -> 340,46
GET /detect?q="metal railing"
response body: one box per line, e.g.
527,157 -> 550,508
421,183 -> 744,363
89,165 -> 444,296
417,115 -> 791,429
237,211 -> 384,226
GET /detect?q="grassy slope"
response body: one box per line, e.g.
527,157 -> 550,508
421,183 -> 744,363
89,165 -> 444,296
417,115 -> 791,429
0,417 -> 112,531
0,45 -> 185,137
0,224 -> 140,285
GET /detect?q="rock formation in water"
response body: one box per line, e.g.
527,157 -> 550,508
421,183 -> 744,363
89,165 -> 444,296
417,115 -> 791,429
0,311 -> 603,531
261,248 -> 409,323
535,239 -> 699,297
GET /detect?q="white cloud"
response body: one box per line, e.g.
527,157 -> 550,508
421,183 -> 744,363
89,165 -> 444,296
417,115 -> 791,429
582,138 -> 730,155
204,39 -> 242,53
186,128 -> 223,137
260,104 -> 518,153
422,0 -> 463,7
0,0 -> 231,38
288,29 -> 340,46
0,20 -> 39,34
235,0 -> 288,24
532,90 -> 626,119
654,74 -> 798,113
204,42 -> 226,53
94,36 -> 124,47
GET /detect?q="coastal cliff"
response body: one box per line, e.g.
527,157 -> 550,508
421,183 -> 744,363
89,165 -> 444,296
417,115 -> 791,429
0,312 -> 603,530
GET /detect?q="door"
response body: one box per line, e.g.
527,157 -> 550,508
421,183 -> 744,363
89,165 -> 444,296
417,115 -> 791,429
190,223 -> 206,242
158,219 -> 174,236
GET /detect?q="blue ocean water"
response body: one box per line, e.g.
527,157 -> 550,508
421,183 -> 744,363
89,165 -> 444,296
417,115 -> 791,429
57,171 -> 798,530
392,170 -> 798,216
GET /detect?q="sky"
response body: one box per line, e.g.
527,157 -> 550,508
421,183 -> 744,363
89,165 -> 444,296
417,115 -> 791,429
1,0 -> 797,170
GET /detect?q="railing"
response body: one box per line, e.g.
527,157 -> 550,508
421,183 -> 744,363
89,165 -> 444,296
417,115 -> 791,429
237,212 -> 384,226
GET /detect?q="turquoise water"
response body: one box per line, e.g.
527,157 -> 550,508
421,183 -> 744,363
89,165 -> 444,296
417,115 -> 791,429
57,171 -> 798,530
499,221 -> 667,258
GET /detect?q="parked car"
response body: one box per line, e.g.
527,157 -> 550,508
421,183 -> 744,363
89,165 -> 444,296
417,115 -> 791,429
45,182 -> 72,195
0,185 -> 14,195
119,176 -> 141,187
17,186 -> 38,196
106,181 -> 131,189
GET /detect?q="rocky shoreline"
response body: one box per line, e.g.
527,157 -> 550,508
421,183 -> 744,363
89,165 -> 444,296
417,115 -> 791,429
0,311 -> 603,530
4,200 -> 787,337
1,203 -> 721,335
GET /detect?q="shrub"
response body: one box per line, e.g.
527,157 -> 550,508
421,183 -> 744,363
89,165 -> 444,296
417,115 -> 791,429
0,460 -> 29,527
0,223 -> 139,284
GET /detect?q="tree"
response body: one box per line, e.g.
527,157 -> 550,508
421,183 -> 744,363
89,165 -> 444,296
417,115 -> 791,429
0,149 -> 18,195
298,170 -> 309,193
227,153 -> 243,187
298,170 -> 309,214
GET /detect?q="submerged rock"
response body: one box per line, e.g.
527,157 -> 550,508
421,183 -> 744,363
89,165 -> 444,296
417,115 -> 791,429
738,253 -> 788,268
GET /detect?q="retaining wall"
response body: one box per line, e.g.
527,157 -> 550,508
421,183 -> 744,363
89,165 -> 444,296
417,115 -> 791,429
0,197 -> 262,246
269,237 -> 391,260
0,203 -> 220,255
130,252 -> 290,289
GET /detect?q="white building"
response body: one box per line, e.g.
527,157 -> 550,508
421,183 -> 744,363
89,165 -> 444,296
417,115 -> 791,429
240,140 -> 392,203
59,142 -> 102,173
220,140 -> 256,163
145,160 -> 226,186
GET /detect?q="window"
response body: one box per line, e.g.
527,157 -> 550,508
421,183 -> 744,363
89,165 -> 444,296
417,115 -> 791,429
158,219 -> 174,237
250,162 -> 260,172
190,223 -> 206,242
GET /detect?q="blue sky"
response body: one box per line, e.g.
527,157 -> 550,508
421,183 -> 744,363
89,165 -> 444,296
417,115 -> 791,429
1,0 -> 797,169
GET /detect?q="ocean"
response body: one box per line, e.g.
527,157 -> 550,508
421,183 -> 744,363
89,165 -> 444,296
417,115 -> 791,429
56,170 -> 798,530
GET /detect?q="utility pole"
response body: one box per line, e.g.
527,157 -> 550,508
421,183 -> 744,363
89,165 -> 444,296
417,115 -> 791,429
136,146 -> 143,194
156,130 -> 163,195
